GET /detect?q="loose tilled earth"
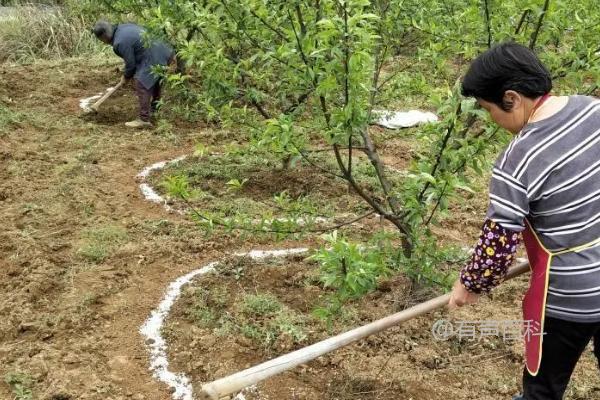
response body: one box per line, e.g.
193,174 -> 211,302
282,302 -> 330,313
1,57 -> 599,400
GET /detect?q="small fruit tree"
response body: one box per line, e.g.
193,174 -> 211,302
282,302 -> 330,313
87,0 -> 494,256
82,0 -> 600,310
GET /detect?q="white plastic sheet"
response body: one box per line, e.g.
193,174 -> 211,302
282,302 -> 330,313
374,109 -> 438,129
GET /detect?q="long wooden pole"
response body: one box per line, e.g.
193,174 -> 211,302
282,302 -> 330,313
89,80 -> 124,112
199,262 -> 530,399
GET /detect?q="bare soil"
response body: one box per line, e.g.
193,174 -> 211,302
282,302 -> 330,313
166,254 -> 599,400
0,57 -> 598,400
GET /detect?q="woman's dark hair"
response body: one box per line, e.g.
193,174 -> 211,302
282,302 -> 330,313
461,42 -> 552,110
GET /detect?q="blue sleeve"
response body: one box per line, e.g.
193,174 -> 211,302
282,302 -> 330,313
114,41 -> 137,80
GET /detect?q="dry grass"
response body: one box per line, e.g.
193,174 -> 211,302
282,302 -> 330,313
0,5 -> 106,63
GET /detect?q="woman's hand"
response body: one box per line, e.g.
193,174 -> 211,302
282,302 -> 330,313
448,279 -> 481,309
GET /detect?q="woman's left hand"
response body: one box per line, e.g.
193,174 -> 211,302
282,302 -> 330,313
448,279 -> 481,309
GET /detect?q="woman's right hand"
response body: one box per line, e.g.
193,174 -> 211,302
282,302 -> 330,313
448,279 -> 481,309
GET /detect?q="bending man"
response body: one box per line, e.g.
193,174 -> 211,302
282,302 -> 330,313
92,21 -> 175,128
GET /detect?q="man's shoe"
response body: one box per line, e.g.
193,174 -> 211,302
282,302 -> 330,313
512,395 -> 525,400
125,119 -> 152,129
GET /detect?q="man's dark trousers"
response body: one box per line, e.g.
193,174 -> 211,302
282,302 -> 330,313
135,79 -> 161,122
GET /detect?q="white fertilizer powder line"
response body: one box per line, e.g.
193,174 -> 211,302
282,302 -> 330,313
140,248 -> 309,400
135,149 -> 440,397
79,86 -> 116,111
137,156 -> 188,214
137,156 -> 189,180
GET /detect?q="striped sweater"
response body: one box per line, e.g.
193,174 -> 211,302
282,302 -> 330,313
487,95 -> 600,323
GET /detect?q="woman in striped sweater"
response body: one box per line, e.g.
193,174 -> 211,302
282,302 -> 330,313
448,42 -> 600,400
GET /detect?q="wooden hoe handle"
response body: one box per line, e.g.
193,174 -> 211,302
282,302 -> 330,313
90,80 -> 124,112
199,262 -> 530,399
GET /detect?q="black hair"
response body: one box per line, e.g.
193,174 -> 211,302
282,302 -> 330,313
461,42 -> 552,110
92,21 -> 113,42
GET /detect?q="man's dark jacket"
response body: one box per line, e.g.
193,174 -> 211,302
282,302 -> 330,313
111,23 -> 174,90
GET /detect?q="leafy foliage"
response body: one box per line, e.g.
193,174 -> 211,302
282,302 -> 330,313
89,0 -> 600,248
81,0 -> 599,313
310,230 -> 465,321
312,231 -> 391,300
4,372 -> 33,400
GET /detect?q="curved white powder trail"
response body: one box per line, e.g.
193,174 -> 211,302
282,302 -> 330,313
135,154 -> 383,225
140,263 -> 217,400
140,248 -> 309,400
137,156 -> 188,181
134,151 -> 393,399
137,156 -> 187,213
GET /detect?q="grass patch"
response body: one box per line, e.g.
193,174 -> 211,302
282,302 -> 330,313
186,287 -> 228,328
77,225 -> 128,263
240,293 -> 283,317
185,286 -> 307,349
4,371 -> 33,400
0,103 -> 23,135
237,296 -> 307,348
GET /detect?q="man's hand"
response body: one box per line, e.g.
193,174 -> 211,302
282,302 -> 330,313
448,279 -> 481,309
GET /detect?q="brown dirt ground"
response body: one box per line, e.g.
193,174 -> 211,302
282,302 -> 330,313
0,57 -> 599,400
167,256 -> 599,400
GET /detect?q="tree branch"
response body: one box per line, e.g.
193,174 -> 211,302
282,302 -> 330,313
296,4 -> 307,36
482,0 -> 493,48
514,9 -> 530,35
247,8 -> 287,41
288,140 -> 345,179
287,9 -> 311,71
417,102 -> 462,204
182,195 -> 376,234
238,75 -> 271,119
219,0 -> 305,74
283,89 -> 314,114
343,4 -> 353,177
529,0 -> 550,49
424,182 -> 449,226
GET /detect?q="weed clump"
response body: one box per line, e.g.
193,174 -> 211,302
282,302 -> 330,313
4,371 -> 33,400
185,285 -> 307,349
0,103 -> 22,135
77,225 -> 128,263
